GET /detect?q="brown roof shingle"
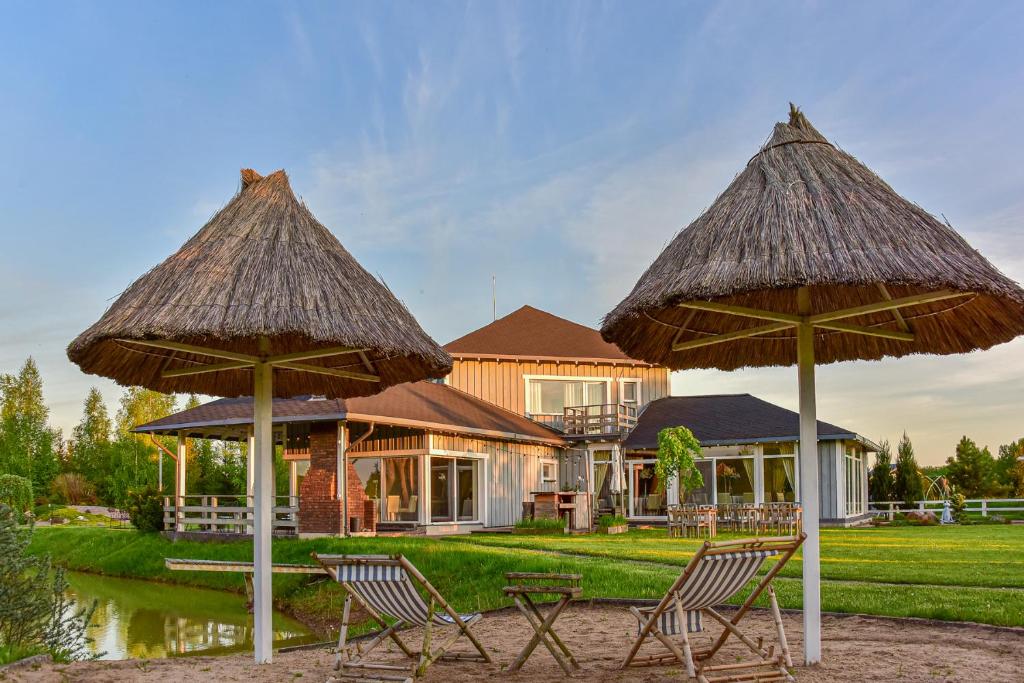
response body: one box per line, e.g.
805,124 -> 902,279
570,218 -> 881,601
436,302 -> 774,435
134,381 -> 566,445
445,305 -> 644,363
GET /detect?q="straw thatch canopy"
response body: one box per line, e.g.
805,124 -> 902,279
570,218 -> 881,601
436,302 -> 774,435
602,106 -> 1024,370
68,169 -> 452,398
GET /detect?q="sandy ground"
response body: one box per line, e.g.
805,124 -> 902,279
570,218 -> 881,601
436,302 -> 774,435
6,604 -> 1023,682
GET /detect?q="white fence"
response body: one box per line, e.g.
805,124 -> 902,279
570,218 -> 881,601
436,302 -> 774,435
868,498 -> 1024,520
163,494 -> 299,534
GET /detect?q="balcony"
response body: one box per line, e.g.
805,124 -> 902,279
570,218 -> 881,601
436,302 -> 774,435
562,403 -> 638,437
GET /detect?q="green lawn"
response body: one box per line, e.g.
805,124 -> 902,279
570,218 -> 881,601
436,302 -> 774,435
26,524 -> 1024,633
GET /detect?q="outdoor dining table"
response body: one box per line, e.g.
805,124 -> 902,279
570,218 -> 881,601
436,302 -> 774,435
503,572 -> 582,674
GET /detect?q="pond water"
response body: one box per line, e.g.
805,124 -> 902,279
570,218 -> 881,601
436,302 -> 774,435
65,572 -> 317,660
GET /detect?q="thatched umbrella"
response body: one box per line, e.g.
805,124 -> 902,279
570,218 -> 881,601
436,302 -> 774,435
68,169 -> 451,663
602,106 -> 1024,664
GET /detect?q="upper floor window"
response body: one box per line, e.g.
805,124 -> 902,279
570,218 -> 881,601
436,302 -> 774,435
527,379 -> 607,415
620,379 -> 640,406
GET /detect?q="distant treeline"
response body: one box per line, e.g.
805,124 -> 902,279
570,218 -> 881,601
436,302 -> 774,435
0,357 -> 290,512
869,431 -> 1024,503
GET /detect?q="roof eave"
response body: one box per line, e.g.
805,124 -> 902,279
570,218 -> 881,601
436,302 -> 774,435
448,351 -> 657,367
135,410 -> 568,448
625,433 -> 878,452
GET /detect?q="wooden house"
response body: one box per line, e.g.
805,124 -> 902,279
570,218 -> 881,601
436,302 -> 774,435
135,305 -> 875,535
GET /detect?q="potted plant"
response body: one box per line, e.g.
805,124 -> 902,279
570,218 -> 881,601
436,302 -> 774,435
597,514 -> 628,534
716,462 -> 740,494
656,426 -> 705,503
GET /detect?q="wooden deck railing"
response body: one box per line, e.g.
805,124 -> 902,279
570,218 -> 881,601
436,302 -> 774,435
162,494 -> 299,534
868,498 -> 1024,520
562,403 -> 638,436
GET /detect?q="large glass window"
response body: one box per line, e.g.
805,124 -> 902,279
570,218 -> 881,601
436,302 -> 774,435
592,451 -> 615,511
630,462 -> 667,517
352,458 -> 381,516
715,457 -> 755,504
529,379 -> 607,415
384,457 -> 420,522
680,459 -> 714,505
763,457 -> 796,502
845,445 -> 866,515
430,457 -> 479,522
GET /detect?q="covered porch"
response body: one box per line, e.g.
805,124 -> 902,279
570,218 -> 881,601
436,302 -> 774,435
580,439 -> 870,525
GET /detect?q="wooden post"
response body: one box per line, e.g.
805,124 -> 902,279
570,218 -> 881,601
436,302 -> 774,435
246,427 -> 255,534
338,420 -> 348,536
175,431 -> 187,532
797,287 -> 821,665
253,359 -> 274,664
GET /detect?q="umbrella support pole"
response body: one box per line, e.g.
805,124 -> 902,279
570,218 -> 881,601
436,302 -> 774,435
253,359 -> 274,664
796,301 -> 821,665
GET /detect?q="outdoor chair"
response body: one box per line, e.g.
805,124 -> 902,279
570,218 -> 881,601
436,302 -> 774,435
667,505 -> 685,537
622,534 -> 805,683
313,553 -> 491,682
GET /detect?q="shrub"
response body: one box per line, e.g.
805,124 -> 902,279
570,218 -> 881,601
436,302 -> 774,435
597,514 -> 628,528
950,492 -> 967,524
0,475 -> 33,522
0,505 -> 99,661
126,486 -> 164,532
49,473 -> 95,506
515,517 -> 565,530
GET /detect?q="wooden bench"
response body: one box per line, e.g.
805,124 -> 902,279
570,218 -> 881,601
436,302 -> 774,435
165,558 -> 327,611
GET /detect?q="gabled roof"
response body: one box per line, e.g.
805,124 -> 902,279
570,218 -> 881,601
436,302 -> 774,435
622,394 -> 877,451
445,305 -> 649,364
134,381 -> 566,446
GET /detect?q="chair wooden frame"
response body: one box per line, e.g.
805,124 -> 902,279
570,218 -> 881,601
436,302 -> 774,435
622,534 -> 805,683
313,553 -> 491,682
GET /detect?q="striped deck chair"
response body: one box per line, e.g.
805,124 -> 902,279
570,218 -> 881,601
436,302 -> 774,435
313,553 -> 491,682
622,534 -> 805,683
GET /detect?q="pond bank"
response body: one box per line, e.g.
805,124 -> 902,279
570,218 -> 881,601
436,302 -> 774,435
9,604 -> 1024,682
27,528 -> 352,638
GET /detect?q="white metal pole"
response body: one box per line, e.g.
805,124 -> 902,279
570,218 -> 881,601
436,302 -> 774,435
797,315 -> 822,664
252,361 -> 274,664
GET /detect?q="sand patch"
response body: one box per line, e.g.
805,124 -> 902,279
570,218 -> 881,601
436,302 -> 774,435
8,604 -> 1023,682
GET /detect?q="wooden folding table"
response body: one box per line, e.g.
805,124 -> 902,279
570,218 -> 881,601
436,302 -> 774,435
503,572 -> 582,674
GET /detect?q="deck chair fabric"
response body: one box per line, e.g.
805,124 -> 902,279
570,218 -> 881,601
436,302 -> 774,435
634,550 -> 776,638
623,535 -> 805,683
335,563 -> 475,627
314,554 -> 491,682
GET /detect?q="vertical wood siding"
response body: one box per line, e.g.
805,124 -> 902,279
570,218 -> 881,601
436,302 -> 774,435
447,359 -> 670,414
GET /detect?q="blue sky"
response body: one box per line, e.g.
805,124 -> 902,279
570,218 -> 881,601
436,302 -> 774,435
1,1 -> 1022,464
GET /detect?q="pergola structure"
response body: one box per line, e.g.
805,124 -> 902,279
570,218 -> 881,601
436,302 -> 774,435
602,106 -> 1024,665
69,169 -> 451,663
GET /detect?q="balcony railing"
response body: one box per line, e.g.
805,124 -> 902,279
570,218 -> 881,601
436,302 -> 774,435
162,494 -> 298,534
562,403 -> 638,436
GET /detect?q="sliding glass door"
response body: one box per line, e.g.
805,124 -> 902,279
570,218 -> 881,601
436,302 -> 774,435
430,457 -> 479,523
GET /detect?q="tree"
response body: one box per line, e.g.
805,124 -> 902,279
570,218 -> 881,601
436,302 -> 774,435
995,438 -> 1024,492
654,426 -> 704,500
72,388 -> 111,453
891,432 -> 924,507
945,436 -> 997,498
868,439 -> 893,502
115,388 -> 177,441
69,388 -> 112,488
0,359 -> 59,495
